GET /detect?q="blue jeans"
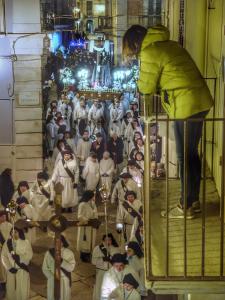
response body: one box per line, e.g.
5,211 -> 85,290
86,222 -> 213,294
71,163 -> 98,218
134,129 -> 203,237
174,111 -> 209,208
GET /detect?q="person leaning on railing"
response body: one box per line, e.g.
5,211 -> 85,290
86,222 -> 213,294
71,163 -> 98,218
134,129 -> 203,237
122,25 -> 213,220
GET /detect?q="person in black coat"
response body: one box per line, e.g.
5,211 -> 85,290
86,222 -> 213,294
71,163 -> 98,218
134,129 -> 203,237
107,132 -> 124,176
90,133 -> 106,162
0,169 -> 14,208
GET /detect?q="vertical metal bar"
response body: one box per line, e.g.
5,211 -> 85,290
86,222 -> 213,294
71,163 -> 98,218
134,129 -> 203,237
144,97 -> 152,277
220,118 -> 225,277
211,78 -> 217,179
201,120 -> 206,277
166,118 -> 169,277
183,120 -> 187,277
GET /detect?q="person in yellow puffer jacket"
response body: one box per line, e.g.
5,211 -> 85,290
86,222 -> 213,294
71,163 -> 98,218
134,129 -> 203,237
123,25 -> 213,220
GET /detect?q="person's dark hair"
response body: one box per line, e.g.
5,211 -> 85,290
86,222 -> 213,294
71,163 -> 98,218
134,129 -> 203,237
2,168 -> 12,176
56,139 -> 65,150
135,151 -> 144,161
11,227 -> 26,240
17,181 -> 29,194
125,191 -> 137,200
102,233 -> 119,247
123,25 -> 147,60
127,241 -> 144,258
61,235 -> 69,248
79,190 -> 95,203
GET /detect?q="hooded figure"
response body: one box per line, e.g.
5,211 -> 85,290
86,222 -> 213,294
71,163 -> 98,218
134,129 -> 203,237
77,190 -> 98,262
123,25 -> 213,219
92,233 -> 119,300
1,226 -> 33,300
126,241 -> 147,296
0,169 -> 14,208
101,253 -> 140,300
42,235 -> 75,300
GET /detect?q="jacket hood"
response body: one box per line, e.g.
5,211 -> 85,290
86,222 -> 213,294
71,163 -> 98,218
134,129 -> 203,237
141,25 -> 170,50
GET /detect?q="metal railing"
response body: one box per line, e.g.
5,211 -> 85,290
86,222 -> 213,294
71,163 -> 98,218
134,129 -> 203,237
97,16 -> 113,30
143,96 -> 225,281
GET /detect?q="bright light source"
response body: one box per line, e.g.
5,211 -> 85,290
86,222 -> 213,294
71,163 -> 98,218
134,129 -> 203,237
94,4 -> 105,14
77,69 -> 89,79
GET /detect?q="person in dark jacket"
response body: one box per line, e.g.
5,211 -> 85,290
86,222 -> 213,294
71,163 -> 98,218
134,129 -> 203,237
0,169 -> 14,208
90,133 -> 106,162
107,131 -> 124,177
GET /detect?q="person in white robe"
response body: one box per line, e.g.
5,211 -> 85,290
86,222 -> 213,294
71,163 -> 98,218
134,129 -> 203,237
52,150 -> 79,210
116,191 -> 142,244
30,172 -> 54,222
76,130 -> 92,173
101,253 -> 140,300
42,235 -> 75,300
109,273 -> 141,300
126,241 -> 147,297
15,196 -> 38,245
52,140 -> 66,166
121,110 -> 133,157
129,219 -> 144,249
73,97 -> 89,137
46,115 -> 57,154
109,100 -> 124,137
63,131 -> 76,154
1,226 -> 33,300
92,233 -> 119,300
88,99 -> 104,134
77,190 -> 98,262
99,151 -> 115,193
58,95 -> 72,131
111,173 -> 142,205
0,211 -> 12,289
13,181 -> 31,205
72,92 -> 80,111
82,153 -> 100,191
122,160 -> 143,189
46,100 -> 58,120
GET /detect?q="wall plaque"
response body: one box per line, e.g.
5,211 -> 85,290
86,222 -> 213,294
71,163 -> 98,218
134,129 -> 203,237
18,91 -> 40,106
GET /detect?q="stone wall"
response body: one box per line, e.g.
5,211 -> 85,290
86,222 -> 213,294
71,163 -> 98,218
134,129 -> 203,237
0,0 -> 45,184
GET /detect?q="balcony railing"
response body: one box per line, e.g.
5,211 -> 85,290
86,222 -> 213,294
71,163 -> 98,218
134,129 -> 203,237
97,16 -> 113,30
142,89 -> 225,286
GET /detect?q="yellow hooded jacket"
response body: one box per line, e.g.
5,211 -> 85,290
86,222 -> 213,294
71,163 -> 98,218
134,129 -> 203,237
138,25 -> 213,119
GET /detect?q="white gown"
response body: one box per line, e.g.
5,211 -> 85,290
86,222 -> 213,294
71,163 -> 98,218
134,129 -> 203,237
42,247 -> 76,300
116,200 -> 142,243
101,265 -> 140,300
77,201 -> 98,253
76,138 -> 92,167
82,157 -> 100,191
111,179 -> 142,204
30,180 -> 54,221
109,286 -> 141,300
1,238 -> 33,300
0,222 -> 12,283
15,203 -> 39,245
88,104 -> 104,133
99,157 -> 115,193
92,244 -> 119,300
52,158 -> 79,208
127,255 -> 147,296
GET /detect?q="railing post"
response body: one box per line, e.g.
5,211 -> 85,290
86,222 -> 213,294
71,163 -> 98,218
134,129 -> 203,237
143,94 -> 153,278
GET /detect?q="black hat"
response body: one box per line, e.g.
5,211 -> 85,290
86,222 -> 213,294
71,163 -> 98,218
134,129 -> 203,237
17,181 -> 29,190
127,241 -> 144,258
127,160 -> 136,166
120,173 -> 132,179
102,233 -> 119,247
111,253 -> 127,264
80,190 -> 95,203
96,132 -> 102,138
123,273 -> 139,289
37,171 -> 49,181
16,196 -> 29,205
62,148 -> 73,156
125,191 -> 137,200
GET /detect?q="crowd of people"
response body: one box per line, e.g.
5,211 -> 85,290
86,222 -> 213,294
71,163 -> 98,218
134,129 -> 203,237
0,80 -> 150,299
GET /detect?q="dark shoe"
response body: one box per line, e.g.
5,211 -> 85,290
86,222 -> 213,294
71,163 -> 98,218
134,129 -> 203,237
192,201 -> 201,213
